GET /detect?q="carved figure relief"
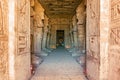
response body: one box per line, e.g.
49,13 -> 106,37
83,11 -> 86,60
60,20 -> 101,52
111,1 -> 120,21
110,27 -> 120,45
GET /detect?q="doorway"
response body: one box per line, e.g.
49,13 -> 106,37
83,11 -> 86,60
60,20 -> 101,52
56,30 -> 64,47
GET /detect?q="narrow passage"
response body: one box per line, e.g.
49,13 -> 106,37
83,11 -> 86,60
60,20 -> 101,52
31,47 -> 86,80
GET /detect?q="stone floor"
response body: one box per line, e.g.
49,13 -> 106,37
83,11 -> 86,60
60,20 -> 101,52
31,47 -> 87,80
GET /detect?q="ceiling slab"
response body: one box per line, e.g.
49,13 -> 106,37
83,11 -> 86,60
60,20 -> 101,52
39,0 -> 82,18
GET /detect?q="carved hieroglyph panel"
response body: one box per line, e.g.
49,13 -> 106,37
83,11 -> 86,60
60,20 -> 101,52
111,1 -> 120,21
87,0 -> 99,36
108,1 -> 120,80
110,27 -> 120,45
17,0 -> 30,55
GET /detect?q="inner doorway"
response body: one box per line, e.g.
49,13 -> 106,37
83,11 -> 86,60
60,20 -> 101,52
56,30 -> 64,47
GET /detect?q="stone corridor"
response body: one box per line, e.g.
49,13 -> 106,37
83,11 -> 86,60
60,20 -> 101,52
1,0 -> 120,80
31,47 -> 86,80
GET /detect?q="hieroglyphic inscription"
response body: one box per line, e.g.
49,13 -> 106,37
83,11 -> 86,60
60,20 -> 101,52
0,1 -> 3,35
18,33 -> 27,55
111,1 -> 120,21
17,0 -> 28,33
17,0 -> 29,55
110,27 -> 120,45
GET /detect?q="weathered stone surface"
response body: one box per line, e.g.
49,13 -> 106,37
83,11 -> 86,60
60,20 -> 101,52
108,0 -> 120,80
86,0 -> 100,80
14,0 -> 31,80
0,0 -> 8,80
30,0 -> 34,7
99,0 -> 110,80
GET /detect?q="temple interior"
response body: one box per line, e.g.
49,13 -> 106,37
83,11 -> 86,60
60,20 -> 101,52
0,0 -> 120,80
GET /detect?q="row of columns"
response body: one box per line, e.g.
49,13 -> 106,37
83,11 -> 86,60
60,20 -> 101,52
30,0 -> 52,57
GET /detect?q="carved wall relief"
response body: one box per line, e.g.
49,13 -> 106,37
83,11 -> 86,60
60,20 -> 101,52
17,0 -> 29,55
17,33 -> 27,55
110,27 -> 120,45
111,1 -> 120,21
108,1 -> 120,80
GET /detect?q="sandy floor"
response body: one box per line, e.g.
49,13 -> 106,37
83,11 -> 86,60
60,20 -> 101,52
31,47 -> 87,80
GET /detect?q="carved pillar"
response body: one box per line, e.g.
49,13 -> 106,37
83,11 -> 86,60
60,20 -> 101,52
33,26 -> 43,55
33,0 -> 45,56
64,25 -> 71,49
41,15 -> 51,54
69,22 -> 74,48
50,25 -> 56,49
76,1 -> 86,54
72,15 -> 79,56
46,25 -> 52,49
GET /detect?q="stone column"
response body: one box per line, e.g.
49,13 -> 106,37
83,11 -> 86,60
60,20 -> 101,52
68,22 -> 74,52
64,25 -> 71,49
41,15 -> 51,55
72,15 -> 79,56
33,0 -> 45,56
76,2 -> 86,54
33,27 -> 43,55
46,25 -> 52,50
50,25 -> 56,49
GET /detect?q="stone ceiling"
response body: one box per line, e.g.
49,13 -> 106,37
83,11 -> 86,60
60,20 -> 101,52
39,0 -> 82,18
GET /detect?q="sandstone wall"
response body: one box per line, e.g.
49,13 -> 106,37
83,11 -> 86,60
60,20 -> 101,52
14,0 -> 31,80
86,0 -> 100,80
108,0 -> 120,80
87,0 -> 111,80
0,0 -> 8,80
